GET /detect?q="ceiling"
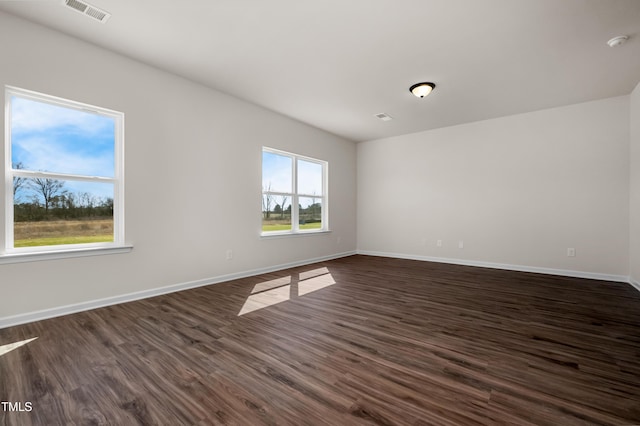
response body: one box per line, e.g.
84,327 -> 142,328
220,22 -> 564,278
1,0 -> 639,142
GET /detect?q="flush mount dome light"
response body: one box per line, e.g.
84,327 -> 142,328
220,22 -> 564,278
410,82 -> 435,98
607,35 -> 629,47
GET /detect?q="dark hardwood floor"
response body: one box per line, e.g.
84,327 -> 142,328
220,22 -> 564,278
1,255 -> 640,425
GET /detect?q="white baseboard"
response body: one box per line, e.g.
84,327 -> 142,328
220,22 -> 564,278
0,250 -> 357,329
357,250 -> 631,283
3,250 -> 635,329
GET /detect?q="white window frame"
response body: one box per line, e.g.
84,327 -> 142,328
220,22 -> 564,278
262,147 -> 328,236
3,86 -> 126,257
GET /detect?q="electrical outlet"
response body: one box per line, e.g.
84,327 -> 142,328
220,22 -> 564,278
226,249 -> 233,260
567,248 -> 575,257
437,239 -> 442,247
458,241 -> 464,249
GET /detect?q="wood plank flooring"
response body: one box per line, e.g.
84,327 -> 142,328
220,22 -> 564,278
1,255 -> 640,425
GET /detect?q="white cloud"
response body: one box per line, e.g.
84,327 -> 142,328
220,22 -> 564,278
11,96 -> 112,136
13,136 -> 114,177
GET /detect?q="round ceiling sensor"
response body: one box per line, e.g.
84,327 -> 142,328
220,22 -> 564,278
607,35 -> 628,47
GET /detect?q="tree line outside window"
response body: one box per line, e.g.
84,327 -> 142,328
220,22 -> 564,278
261,186 -> 322,223
12,162 -> 113,222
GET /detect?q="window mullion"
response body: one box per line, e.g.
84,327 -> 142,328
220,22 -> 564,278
263,191 -> 293,198
11,170 -> 115,183
323,162 -> 328,231
297,192 -> 324,198
292,158 -> 299,232
4,91 -> 12,251
5,173 -> 14,250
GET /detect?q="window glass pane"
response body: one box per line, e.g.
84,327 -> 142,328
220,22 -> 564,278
298,160 -> 323,196
10,95 -> 115,177
262,151 -> 292,193
299,197 -> 322,230
14,178 -> 114,248
262,193 -> 291,232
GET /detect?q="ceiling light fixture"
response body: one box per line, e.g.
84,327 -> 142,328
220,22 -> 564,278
607,35 -> 628,47
410,82 -> 435,98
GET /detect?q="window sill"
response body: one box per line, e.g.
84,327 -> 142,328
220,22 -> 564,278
261,230 -> 332,239
0,245 -> 133,265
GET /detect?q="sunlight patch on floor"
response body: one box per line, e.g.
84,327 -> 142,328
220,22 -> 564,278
251,276 -> 292,294
238,267 -> 336,316
239,282 -> 291,316
298,272 -> 336,296
0,337 -> 38,357
299,267 -> 329,281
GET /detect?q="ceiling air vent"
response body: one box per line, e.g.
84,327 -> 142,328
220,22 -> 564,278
63,0 -> 111,23
374,113 -> 393,122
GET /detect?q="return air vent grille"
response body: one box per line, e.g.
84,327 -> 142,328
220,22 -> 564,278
374,113 -> 393,122
63,0 -> 111,23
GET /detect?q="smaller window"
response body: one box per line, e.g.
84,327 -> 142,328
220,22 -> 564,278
262,148 -> 327,235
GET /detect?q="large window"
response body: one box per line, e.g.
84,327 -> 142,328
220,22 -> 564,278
262,147 -> 327,234
4,86 -> 124,253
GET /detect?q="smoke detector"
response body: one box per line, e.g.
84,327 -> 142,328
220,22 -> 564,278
607,35 -> 628,47
63,0 -> 111,23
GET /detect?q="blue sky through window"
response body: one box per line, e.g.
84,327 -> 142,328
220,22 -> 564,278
297,160 -> 322,196
11,95 -> 115,177
11,95 -> 116,201
262,150 -> 324,209
262,151 -> 292,193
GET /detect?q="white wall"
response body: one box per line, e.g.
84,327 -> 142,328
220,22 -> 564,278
358,96 -> 630,278
0,12 -> 357,322
631,82 -> 640,285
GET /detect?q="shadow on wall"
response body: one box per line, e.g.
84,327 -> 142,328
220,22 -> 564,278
238,267 -> 336,316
